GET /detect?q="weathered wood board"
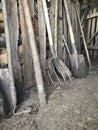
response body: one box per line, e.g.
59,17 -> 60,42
37,0 -> 46,82
6,0 -> 22,93
87,8 -> 98,58
19,0 -> 34,89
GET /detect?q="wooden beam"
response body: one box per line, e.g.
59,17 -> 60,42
58,0 -> 63,60
23,0 -> 46,105
87,12 -> 98,19
88,45 -> 98,50
37,0 -> 46,82
6,0 -> 22,93
88,31 -> 98,45
19,0 -> 34,89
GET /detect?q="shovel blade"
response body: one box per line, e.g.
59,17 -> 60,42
70,55 -> 87,78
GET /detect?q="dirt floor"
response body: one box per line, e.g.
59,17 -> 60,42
0,64 -> 98,130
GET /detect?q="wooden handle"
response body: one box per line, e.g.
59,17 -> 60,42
63,0 -> 77,54
41,0 -> 55,56
62,35 -> 71,55
22,0 -> 46,105
54,0 -> 58,56
75,3 -> 91,68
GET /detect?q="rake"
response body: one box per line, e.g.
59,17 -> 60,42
41,0 -> 72,84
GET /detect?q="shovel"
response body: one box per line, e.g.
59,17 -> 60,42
41,0 -> 72,83
63,0 -> 87,78
74,1 -> 91,69
63,36 -> 87,78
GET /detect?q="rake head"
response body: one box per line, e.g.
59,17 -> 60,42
46,57 -> 72,86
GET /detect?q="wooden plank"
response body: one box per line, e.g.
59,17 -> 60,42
90,8 -> 96,57
63,0 -> 72,66
67,0 -> 72,50
94,11 -> 98,58
95,19 -> 98,45
76,1 -> 80,53
54,0 -> 58,55
49,0 -> 55,43
6,0 -> 22,93
37,0 -> 46,82
71,1 -> 75,42
28,0 -> 35,18
72,1 -> 80,53
88,31 -> 98,44
2,0 -> 17,114
63,3 -> 67,41
19,0 -> 34,89
91,8 -> 96,45
87,9 -> 93,58
23,0 -> 46,105
87,10 -> 92,43
58,0 -> 63,60
88,45 -> 98,50
87,12 -> 98,19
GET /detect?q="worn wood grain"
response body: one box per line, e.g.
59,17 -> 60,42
54,0 -> 58,55
6,0 -> 22,94
37,0 -> 46,82
87,9 -> 92,58
87,12 -> 98,19
62,2 -> 68,64
49,0 -> 55,43
19,0 -> 34,89
87,10 -> 92,43
58,0 -> 63,60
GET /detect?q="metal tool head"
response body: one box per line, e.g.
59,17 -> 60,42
70,55 -> 87,78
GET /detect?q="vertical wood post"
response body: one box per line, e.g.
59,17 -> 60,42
37,0 -> 46,83
19,0 -> 34,89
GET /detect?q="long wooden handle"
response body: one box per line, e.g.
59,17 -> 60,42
41,0 -> 55,56
54,0 -> 58,56
63,0 -> 77,54
62,35 -> 71,55
75,3 -> 91,68
22,0 -> 46,105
